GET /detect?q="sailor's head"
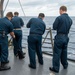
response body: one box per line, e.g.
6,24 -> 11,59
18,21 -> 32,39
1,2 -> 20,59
6,12 -> 13,20
38,13 -> 45,20
14,12 -> 19,16
59,6 -> 67,15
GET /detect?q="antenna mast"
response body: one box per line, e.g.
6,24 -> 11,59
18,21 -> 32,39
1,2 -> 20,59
0,0 -> 4,18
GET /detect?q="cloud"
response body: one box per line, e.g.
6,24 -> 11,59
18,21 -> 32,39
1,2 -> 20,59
3,0 -> 75,16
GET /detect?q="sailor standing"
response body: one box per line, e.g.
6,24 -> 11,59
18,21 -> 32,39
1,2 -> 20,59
26,13 -> 46,69
49,6 -> 73,73
11,12 -> 25,59
0,12 -> 15,71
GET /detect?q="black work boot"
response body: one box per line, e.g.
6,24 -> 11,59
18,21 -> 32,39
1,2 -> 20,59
15,53 -> 18,57
49,67 -> 59,73
23,52 -> 26,55
63,63 -> 68,69
0,62 -> 11,71
28,64 -> 36,69
2,60 -> 9,64
18,51 -> 25,59
15,52 -> 26,57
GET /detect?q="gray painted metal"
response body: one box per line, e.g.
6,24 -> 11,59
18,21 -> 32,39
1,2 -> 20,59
0,49 -> 75,75
0,0 -> 4,18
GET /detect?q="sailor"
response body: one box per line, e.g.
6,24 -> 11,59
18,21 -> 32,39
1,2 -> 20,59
11,12 -> 25,59
0,12 -> 15,71
26,13 -> 46,69
49,6 -> 73,73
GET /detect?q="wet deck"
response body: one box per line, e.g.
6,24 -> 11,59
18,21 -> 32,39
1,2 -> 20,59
0,48 -> 75,75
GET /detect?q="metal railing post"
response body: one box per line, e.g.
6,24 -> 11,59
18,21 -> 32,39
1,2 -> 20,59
42,31 -> 49,45
42,27 -> 54,52
49,28 -> 54,52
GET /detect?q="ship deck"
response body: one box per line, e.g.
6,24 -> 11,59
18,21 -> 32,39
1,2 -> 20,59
0,47 -> 75,75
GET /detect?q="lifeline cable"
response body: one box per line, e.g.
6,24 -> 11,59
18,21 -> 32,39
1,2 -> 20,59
3,0 -> 9,13
18,0 -> 26,16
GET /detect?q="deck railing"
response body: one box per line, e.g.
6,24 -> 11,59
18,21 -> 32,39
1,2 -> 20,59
8,27 -> 75,61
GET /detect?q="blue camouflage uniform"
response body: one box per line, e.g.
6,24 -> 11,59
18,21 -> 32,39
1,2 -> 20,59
27,18 -> 46,68
0,17 -> 13,63
52,13 -> 72,72
11,16 -> 24,55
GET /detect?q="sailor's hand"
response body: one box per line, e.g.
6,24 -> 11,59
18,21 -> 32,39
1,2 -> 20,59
13,35 -> 15,38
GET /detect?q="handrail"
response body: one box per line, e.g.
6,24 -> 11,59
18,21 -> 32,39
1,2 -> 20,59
8,27 -> 75,61
42,28 -> 75,61
42,27 -> 54,51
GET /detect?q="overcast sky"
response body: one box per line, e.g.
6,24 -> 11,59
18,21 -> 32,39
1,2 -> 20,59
4,0 -> 75,16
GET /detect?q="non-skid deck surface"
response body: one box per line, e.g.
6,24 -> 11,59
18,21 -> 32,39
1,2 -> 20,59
0,49 -> 75,75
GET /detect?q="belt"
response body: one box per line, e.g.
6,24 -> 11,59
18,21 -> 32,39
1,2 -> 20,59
30,33 -> 42,35
57,33 -> 68,36
13,28 -> 21,30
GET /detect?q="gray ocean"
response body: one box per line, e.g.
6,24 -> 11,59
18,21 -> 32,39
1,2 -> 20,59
21,16 -> 75,61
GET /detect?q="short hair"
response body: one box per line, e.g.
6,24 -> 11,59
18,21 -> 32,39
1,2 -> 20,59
14,12 -> 19,15
6,12 -> 13,18
38,13 -> 45,18
60,6 -> 67,11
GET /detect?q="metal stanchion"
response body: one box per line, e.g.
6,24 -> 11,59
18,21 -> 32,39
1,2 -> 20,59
42,27 -> 54,52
